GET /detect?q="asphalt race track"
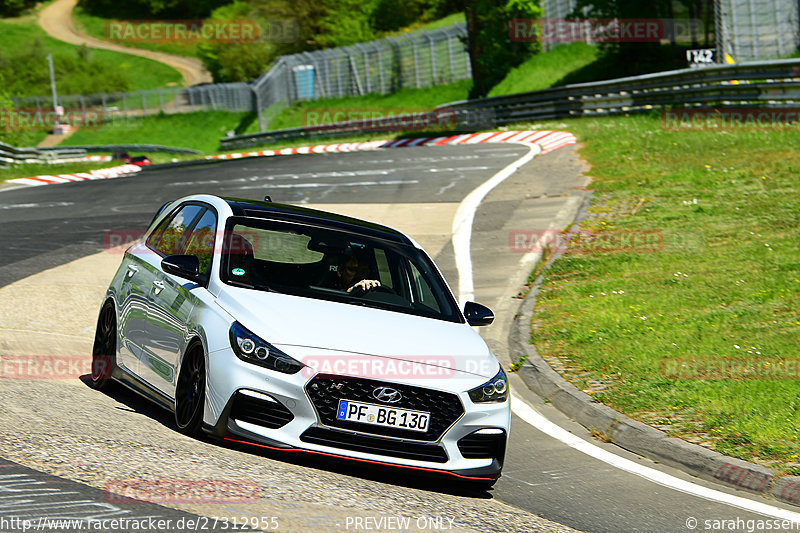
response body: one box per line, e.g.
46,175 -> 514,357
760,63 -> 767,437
1,144 -> 798,532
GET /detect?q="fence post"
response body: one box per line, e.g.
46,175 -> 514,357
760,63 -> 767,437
158,88 -> 164,113
101,93 -> 107,121
141,91 -> 147,117
411,35 -> 421,88
355,43 -> 371,94
349,51 -> 364,95
773,0 -> 784,57
461,25 -> 472,78
336,52 -> 344,97
747,0 -> 759,58
422,30 -> 436,85
123,93 -> 128,116
374,43 -> 385,94
254,86 -> 265,132
35,96 -> 41,115
446,29 -> 455,80
175,88 -> 181,113
385,36 -> 402,91
80,96 -> 86,125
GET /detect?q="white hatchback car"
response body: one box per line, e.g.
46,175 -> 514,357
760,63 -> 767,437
92,194 -> 510,486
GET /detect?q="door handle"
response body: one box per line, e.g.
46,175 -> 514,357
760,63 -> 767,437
126,264 -> 139,278
152,280 -> 165,294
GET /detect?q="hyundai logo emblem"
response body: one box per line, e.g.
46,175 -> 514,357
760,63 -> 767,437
373,387 -> 402,403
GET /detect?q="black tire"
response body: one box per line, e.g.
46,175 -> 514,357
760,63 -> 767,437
90,302 -> 117,390
175,344 -> 206,436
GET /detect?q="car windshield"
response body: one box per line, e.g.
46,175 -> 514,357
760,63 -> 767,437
220,217 -> 463,323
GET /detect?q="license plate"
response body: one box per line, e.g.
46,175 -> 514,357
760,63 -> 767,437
336,400 -> 430,432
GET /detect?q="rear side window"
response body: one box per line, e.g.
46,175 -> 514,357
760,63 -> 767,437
147,204 -> 204,256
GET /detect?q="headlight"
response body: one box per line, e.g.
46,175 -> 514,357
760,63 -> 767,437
468,367 -> 508,403
229,321 -> 303,374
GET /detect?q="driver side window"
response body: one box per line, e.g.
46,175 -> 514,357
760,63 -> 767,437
146,204 -> 204,256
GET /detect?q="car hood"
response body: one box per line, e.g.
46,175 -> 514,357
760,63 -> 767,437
215,286 -> 497,378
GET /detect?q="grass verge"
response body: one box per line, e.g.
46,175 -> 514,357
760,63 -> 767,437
526,113 -> 800,472
489,43 -> 599,96
248,80 -> 473,133
64,111 -> 250,154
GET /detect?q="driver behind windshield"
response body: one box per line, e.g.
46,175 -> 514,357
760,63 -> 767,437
330,252 -> 381,294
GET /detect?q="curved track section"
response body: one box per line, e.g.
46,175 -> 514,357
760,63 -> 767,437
1,145 -> 799,532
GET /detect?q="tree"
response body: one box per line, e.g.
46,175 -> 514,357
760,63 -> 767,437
0,0 -> 37,16
568,0 -> 696,74
458,0 -> 542,98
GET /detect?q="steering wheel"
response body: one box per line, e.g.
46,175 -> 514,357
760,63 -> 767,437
350,283 -> 396,296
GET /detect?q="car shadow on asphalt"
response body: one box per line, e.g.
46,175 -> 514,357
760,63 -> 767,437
79,375 -> 494,499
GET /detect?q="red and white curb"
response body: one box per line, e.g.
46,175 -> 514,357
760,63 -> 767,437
207,130 -> 576,160
3,131 -> 576,189
5,163 -> 143,187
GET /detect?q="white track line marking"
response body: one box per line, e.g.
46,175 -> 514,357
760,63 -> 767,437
451,142 -> 800,520
512,394 -> 800,521
451,143 -> 540,304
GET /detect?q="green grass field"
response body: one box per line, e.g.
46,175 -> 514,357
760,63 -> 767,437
64,111 -> 250,154
0,17 -> 181,97
489,43 -> 599,96
72,6 -> 201,58
526,114 -> 800,472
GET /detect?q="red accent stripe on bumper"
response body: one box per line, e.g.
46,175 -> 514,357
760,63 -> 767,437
223,437 -> 495,481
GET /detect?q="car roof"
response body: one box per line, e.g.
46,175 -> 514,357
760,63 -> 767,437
221,197 -> 411,244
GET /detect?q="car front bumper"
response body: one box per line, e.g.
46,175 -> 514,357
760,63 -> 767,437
204,347 -> 510,480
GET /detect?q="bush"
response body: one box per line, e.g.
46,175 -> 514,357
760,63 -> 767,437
0,0 -> 37,17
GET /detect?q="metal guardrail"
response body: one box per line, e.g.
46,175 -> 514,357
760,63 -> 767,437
0,141 -> 87,166
0,142 -> 201,167
219,58 -> 800,149
37,144 -> 202,155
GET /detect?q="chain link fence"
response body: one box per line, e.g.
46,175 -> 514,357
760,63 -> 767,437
10,82 -> 253,122
250,23 -> 470,130
717,0 -> 800,61
542,0 -> 799,62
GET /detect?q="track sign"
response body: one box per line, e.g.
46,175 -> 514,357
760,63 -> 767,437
686,48 -> 715,67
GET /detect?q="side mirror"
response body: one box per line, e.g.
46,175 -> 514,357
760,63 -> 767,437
162,254 -> 203,284
464,301 -> 494,326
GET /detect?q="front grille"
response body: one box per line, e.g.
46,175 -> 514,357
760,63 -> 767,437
301,426 -> 448,463
230,390 -> 294,429
305,374 -> 464,441
457,431 -> 507,464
